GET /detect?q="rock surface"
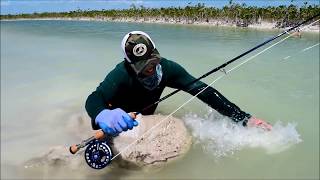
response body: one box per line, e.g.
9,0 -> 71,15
24,146 -> 84,170
112,114 -> 192,169
24,113 -> 192,170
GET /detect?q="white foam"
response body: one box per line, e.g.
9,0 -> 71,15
183,110 -> 302,158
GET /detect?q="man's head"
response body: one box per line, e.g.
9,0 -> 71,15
121,31 -> 161,77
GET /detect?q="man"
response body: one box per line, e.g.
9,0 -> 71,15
85,31 -> 272,136
293,28 -> 302,38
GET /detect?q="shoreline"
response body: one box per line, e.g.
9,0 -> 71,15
1,17 -> 319,33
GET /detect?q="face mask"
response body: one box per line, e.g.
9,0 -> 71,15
138,64 -> 162,90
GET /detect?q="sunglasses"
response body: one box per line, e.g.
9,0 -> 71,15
130,53 -> 160,77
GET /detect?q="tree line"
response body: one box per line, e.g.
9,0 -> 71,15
1,2 -> 319,28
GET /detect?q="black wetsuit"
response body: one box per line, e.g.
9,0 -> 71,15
86,58 -> 251,130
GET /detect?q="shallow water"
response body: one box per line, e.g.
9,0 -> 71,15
1,20 -> 319,179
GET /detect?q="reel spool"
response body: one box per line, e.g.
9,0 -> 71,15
84,139 -> 112,169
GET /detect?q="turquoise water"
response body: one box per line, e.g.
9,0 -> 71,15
1,20 -> 319,179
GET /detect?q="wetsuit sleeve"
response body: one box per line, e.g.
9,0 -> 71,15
166,60 -> 251,125
85,68 -> 125,129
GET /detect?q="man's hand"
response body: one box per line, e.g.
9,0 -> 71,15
95,108 -> 139,136
247,117 -> 272,131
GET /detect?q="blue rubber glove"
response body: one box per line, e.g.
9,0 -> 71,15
95,108 -> 139,136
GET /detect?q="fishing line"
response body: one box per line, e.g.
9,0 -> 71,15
302,43 -> 320,51
140,14 -> 320,113
282,43 -> 320,60
111,18 -> 320,161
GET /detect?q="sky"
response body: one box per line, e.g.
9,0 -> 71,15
1,0 -> 319,15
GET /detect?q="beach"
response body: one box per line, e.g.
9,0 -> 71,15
2,16 -> 319,33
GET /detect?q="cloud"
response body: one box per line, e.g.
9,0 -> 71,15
0,1 -> 11,6
0,0 -> 148,14
0,0 -> 144,5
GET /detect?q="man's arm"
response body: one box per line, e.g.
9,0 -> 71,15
166,60 -> 251,125
85,68 -> 124,129
85,84 -> 111,130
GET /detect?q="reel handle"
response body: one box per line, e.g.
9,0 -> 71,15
69,112 -> 138,154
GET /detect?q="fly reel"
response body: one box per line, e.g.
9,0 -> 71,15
84,139 -> 113,169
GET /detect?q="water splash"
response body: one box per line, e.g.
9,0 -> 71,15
183,111 -> 302,158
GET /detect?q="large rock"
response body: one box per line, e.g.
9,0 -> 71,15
24,113 -> 192,170
112,114 -> 192,169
